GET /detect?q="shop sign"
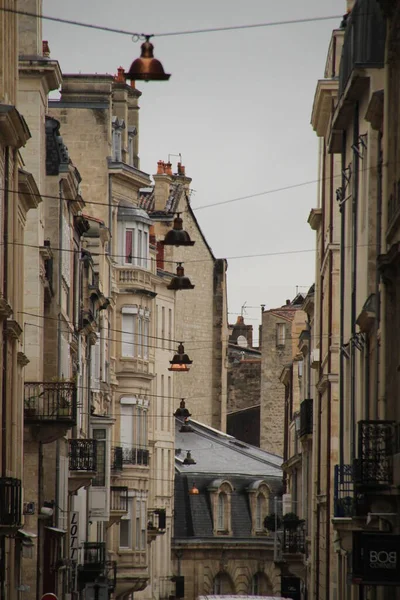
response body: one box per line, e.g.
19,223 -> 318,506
353,533 -> 400,585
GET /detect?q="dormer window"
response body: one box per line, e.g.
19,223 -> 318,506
208,479 -> 233,535
247,480 -> 270,534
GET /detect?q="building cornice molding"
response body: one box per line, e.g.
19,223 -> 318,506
0,105 -> 31,148
311,78 -> 338,137
19,57 -> 62,93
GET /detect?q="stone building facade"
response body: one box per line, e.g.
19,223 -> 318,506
227,316 -> 261,446
0,2 -> 40,597
144,162 -> 229,431
260,296 -> 305,456
173,418 -> 283,600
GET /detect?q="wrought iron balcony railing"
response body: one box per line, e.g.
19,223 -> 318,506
106,560 -> 117,592
299,398 -> 313,437
334,464 -> 355,517
282,521 -> 305,554
82,542 -> 106,571
112,445 -> 150,469
354,420 -> 395,487
111,446 -> 123,471
0,477 -> 22,527
69,439 -> 97,472
110,486 -> 128,513
24,381 -> 77,425
339,0 -> 386,96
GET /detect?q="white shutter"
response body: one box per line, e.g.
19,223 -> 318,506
120,405 -> 133,447
122,313 -> 134,357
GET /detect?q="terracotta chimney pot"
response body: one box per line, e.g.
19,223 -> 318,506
115,66 -> 125,82
236,316 -> 244,325
42,40 -> 50,57
165,162 -> 173,176
157,160 -> 164,175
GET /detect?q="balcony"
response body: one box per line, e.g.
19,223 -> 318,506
78,542 -> 107,589
282,521 -> 305,554
147,508 -> 166,542
108,486 -> 129,527
113,446 -> 150,468
0,477 -> 22,530
353,420 -> 395,488
24,381 -> 77,429
68,439 -> 97,493
299,398 -> 313,438
338,0 -> 386,97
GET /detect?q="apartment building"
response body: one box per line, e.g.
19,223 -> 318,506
308,1 -> 400,599
0,2 -> 40,597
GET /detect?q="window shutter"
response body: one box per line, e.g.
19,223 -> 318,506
122,313 -> 134,357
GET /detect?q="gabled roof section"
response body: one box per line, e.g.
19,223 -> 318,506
175,418 -> 282,477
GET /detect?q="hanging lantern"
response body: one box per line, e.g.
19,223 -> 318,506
189,482 -> 200,495
183,450 -> 196,465
174,399 -> 191,418
168,343 -> 193,372
162,214 -> 195,247
126,36 -> 171,82
167,263 -> 195,291
180,418 -> 194,433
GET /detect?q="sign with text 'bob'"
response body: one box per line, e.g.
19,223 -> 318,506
353,533 -> 400,585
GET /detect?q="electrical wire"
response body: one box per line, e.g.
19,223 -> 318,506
0,158 -> 386,214
0,7 -> 343,39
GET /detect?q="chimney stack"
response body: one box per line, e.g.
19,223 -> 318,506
153,160 -> 173,212
346,0 -> 355,10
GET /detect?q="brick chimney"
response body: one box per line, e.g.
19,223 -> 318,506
153,160 -> 173,212
346,0 -> 355,10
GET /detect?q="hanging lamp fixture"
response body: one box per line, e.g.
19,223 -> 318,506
126,36 -> 171,82
180,418 -> 194,433
183,450 -> 196,465
168,343 -> 193,372
189,482 -> 200,495
167,263 -> 195,291
174,399 -> 191,419
162,214 -> 195,247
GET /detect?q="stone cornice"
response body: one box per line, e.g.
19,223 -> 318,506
0,105 -> 31,148
308,208 -> 322,231
311,78 -> 338,137
19,57 -> 62,93
18,168 -> 41,211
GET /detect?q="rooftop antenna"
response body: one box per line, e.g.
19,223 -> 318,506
241,301 -> 247,318
168,153 -> 182,164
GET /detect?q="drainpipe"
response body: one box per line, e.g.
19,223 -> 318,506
55,179 -> 64,528
1,146 -> 9,597
374,132 -> 383,420
2,146 -> 10,478
339,132 -> 347,467
325,151 -> 335,600
350,103 -> 360,462
315,139 -> 326,600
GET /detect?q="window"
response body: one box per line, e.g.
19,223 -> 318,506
135,499 -> 141,549
92,429 -> 106,486
125,229 -> 134,263
276,322 -> 286,347
213,573 -> 233,595
120,398 -> 148,455
134,498 -> 147,551
119,498 -> 132,548
251,574 -> 260,595
121,307 -> 150,360
217,493 -> 225,530
256,494 -> 263,531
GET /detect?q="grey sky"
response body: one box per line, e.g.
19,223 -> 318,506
43,0 -> 344,339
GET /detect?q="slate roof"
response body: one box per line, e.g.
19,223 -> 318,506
174,419 -> 283,540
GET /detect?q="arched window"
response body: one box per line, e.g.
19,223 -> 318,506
213,573 -> 234,595
217,493 -> 225,530
250,572 -> 272,596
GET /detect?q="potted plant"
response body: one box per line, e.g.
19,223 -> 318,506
264,513 -> 282,532
24,397 -> 37,418
282,512 -> 301,530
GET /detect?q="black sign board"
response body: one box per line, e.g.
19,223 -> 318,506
353,533 -> 400,585
281,576 -> 301,600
